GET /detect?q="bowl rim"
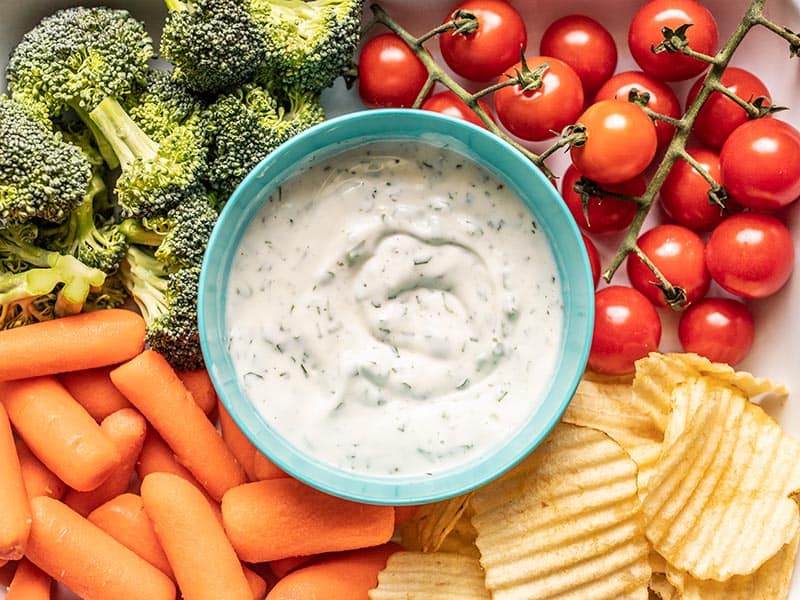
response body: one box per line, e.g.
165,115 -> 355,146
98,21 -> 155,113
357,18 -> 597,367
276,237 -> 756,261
199,108 -> 594,505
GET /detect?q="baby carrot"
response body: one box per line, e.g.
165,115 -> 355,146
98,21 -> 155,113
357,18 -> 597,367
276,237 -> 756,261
88,493 -> 173,580
243,565 -> 268,600
65,408 -> 147,516
1,376 -> 121,491
59,365 -> 132,421
0,402 -> 31,560
16,439 -> 66,499
178,369 -> 218,416
25,496 -> 176,600
141,472 -> 252,600
218,401 -> 258,481
265,543 -> 400,600
269,555 -> 318,579
253,451 -> 287,481
221,478 -> 395,562
111,350 -> 246,501
6,558 -> 51,600
0,309 -> 145,381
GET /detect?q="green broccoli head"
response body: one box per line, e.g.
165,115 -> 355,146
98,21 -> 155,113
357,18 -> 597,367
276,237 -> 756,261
123,70 -> 205,140
6,6 -> 153,117
0,96 -> 93,227
120,246 -> 203,370
89,97 -> 207,218
203,83 -> 323,202
250,0 -> 362,93
161,0 -> 266,94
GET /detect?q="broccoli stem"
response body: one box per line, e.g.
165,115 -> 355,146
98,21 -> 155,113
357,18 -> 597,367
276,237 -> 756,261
119,219 -> 165,246
89,97 -> 160,170
119,246 -> 168,324
0,268 -> 63,305
71,104 -> 121,170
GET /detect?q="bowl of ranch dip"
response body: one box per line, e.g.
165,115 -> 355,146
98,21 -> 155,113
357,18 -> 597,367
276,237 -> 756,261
199,109 -> 594,504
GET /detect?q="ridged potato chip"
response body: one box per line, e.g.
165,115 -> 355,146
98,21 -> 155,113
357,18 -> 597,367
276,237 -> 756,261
471,423 -> 650,600
369,551 -> 490,600
666,531 -> 799,599
649,572 -> 678,600
643,382 -> 800,580
437,503 -> 480,558
400,493 -> 473,553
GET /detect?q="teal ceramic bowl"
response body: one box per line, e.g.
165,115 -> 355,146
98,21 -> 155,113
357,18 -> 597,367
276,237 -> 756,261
199,109 -> 594,505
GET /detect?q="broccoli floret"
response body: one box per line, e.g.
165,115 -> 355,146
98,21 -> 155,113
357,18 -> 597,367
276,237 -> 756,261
161,0 -> 265,94
89,96 -> 206,218
203,83 -> 324,201
0,96 -> 92,227
123,70 -> 205,139
250,0 -> 362,93
120,193 -> 218,270
0,224 -> 107,319
39,174 -> 128,273
120,247 -> 203,370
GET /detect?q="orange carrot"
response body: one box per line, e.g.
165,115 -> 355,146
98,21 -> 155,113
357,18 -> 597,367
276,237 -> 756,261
141,472 -> 252,600
25,496 -> 176,600
111,350 -> 246,501
243,565 -> 268,600
0,402 -> 31,560
265,543 -> 400,600
16,439 -> 66,500
0,309 -> 145,381
6,558 -> 52,600
221,478 -> 395,562
178,369 -> 218,416
87,493 -> 173,580
252,451 -> 287,481
218,400 -> 258,481
65,408 -> 147,516
59,365 -> 132,421
269,555 -> 318,579
1,376 -> 121,491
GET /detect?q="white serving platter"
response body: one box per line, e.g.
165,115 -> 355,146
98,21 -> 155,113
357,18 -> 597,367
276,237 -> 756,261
1,0 -> 799,597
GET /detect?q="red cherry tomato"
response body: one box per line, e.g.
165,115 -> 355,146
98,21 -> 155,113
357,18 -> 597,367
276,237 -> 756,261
678,298 -> 755,365
570,99 -> 658,184
705,213 -> 794,299
358,34 -> 430,108
627,224 -> 710,308
628,0 -> 718,82
589,285 -> 662,375
719,118 -> 800,211
581,233 -> 601,288
561,164 -> 643,234
494,56 -> 584,141
420,90 -> 493,129
593,70 -> 681,149
659,147 -> 726,232
539,14 -> 617,97
438,0 -> 527,82
686,67 -> 771,149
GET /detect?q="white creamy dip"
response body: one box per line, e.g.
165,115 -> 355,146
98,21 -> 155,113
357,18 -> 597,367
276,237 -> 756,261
226,141 -> 563,476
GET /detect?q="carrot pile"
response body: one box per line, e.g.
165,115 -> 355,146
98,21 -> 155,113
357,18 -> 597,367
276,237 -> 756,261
0,309 -> 404,599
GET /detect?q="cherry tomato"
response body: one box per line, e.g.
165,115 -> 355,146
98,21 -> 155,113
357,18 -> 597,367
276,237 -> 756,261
593,70 -> 681,149
358,34 -> 429,108
420,90 -> 493,129
539,15 -> 617,97
582,233 -> 601,288
705,213 -> 794,299
659,147 -> 726,232
678,298 -> 755,365
627,224 -> 710,308
686,67 -> 771,149
561,164 -> 643,234
719,118 -> 800,211
589,285 -> 662,375
438,0 -> 527,82
494,56 -> 584,141
570,99 -> 658,184
628,0 -> 718,82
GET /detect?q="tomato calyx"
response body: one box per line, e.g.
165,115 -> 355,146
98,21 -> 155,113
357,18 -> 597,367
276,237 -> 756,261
572,176 -> 640,227
446,9 -> 479,37
503,54 -> 549,94
632,246 -> 690,311
652,23 -> 717,64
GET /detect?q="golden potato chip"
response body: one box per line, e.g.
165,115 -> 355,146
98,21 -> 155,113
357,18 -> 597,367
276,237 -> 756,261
673,352 -> 789,400
627,441 -> 662,501
400,493 -> 473,553
643,382 -> 800,580
437,503 -> 480,558
648,572 -> 678,600
369,551 -> 490,600
471,423 -> 650,599
666,531 -> 799,600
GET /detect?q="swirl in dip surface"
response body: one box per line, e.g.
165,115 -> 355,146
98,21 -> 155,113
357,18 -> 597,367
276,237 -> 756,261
226,141 -> 563,476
